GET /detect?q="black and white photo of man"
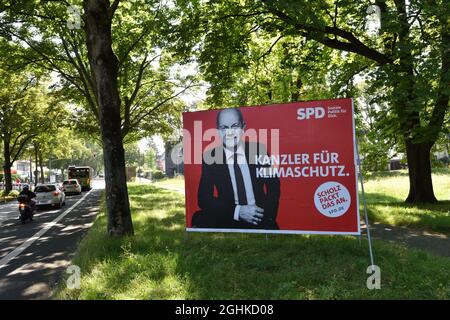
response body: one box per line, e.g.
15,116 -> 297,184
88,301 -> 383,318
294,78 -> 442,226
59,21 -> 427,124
191,108 -> 280,229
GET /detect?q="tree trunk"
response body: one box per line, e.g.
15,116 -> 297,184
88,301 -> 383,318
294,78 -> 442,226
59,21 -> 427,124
34,146 -> 38,185
2,137 -> 12,194
291,76 -> 302,102
84,0 -> 134,236
405,140 -> 438,203
392,1 -> 438,204
38,151 -> 44,183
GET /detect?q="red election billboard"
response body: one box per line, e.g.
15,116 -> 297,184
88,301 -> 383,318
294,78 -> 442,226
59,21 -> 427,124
182,98 -> 360,235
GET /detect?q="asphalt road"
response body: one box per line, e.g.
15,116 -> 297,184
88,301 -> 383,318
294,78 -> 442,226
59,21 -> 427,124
0,179 -> 104,299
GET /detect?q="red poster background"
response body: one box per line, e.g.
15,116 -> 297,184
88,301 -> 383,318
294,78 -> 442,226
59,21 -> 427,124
183,98 -> 360,234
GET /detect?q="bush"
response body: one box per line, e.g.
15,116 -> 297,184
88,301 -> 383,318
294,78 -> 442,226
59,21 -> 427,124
152,170 -> 165,180
8,190 -> 19,197
0,173 -> 21,181
432,156 -> 449,168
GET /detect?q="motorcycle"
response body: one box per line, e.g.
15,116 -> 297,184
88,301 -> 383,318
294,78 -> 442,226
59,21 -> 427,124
17,194 -> 34,224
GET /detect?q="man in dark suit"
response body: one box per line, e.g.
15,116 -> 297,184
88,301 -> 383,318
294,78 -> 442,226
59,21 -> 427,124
191,108 -> 280,229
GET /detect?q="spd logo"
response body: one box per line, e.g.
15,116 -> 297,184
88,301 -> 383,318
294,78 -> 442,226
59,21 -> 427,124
297,107 -> 325,120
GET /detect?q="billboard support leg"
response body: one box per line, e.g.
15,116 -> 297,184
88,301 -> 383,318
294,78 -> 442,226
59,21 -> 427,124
355,136 -> 375,270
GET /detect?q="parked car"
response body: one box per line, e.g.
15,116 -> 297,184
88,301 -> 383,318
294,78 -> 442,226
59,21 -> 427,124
34,184 -> 66,208
61,179 -> 82,195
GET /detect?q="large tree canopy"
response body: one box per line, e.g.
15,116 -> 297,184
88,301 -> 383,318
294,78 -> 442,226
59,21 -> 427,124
0,0 -> 200,235
0,65 -> 64,192
174,0 -> 450,203
0,0 -> 193,142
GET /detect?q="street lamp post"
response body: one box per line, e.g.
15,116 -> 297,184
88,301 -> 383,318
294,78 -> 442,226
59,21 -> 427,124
29,156 -> 33,185
48,156 -> 57,183
49,157 -> 52,182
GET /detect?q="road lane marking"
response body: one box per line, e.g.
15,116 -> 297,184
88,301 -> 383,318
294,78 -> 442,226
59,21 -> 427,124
0,190 -> 93,271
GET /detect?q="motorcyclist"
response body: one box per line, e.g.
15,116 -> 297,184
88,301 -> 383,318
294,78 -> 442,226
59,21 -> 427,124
18,185 -> 36,212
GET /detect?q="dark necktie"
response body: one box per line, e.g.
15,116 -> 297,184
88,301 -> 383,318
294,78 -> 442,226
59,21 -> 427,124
234,151 -> 248,205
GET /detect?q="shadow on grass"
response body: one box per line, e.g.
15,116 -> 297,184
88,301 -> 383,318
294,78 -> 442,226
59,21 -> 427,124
57,185 -> 450,300
362,192 -> 450,232
365,192 -> 450,212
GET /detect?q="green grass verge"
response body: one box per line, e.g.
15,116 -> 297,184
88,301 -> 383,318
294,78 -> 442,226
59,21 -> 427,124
153,176 -> 185,190
154,170 -> 450,232
0,196 -> 15,203
54,184 -> 449,300
363,170 -> 450,232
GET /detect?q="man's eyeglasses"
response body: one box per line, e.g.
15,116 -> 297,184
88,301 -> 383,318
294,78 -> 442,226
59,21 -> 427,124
217,123 -> 244,132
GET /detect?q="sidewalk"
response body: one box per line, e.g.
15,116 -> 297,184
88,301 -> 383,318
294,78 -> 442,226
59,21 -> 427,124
361,222 -> 449,257
135,177 -> 152,184
154,184 -> 449,258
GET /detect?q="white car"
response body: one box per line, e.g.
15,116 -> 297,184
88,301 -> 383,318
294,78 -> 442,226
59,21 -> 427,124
62,179 -> 82,195
34,184 -> 66,208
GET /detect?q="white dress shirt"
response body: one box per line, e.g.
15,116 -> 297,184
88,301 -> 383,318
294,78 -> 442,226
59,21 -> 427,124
223,144 -> 256,221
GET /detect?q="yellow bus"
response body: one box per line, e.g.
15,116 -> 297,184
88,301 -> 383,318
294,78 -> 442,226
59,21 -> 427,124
68,166 -> 94,191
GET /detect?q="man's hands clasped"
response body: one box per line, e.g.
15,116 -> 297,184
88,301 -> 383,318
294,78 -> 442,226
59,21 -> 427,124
239,205 -> 264,225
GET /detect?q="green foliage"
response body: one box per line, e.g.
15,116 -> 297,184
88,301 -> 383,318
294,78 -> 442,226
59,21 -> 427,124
125,141 -> 159,171
175,0 -> 449,148
431,156 -> 449,168
354,82 -> 399,172
144,148 -> 157,171
61,139 -> 104,174
360,142 -> 391,172
1,0 -> 193,142
431,132 -> 450,168
8,190 -> 19,197
171,0 -> 450,203
151,170 -> 165,180
0,173 -> 20,181
0,56 -> 66,190
124,143 -> 143,167
125,145 -> 140,168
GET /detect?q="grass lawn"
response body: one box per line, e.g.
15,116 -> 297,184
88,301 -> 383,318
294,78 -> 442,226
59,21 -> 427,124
363,169 -> 450,232
153,176 -> 185,190
155,169 -> 450,232
54,183 -> 450,300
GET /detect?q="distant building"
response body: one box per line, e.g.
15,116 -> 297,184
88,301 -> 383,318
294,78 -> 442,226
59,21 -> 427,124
388,157 -> 405,170
11,160 -> 32,180
434,150 -> 449,165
